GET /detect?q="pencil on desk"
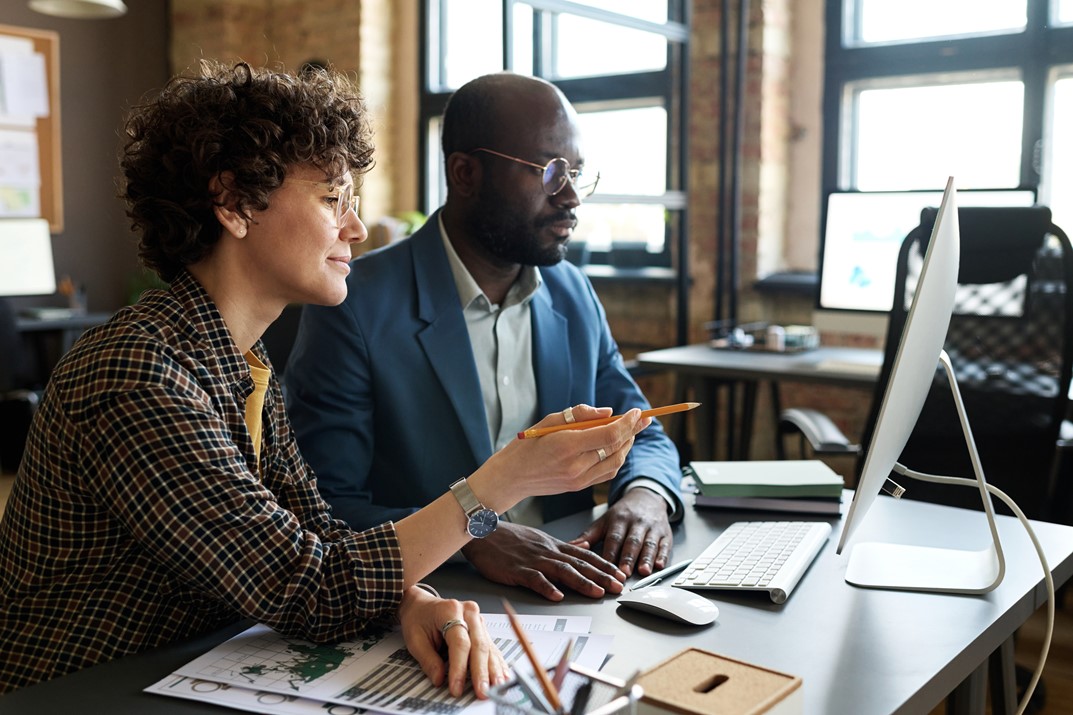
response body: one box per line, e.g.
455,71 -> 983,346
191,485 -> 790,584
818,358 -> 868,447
501,599 -> 563,712
517,402 -> 700,440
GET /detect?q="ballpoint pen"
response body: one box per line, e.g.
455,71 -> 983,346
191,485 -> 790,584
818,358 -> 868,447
628,559 -> 693,591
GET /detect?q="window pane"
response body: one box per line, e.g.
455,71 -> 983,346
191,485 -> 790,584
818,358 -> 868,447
441,0 -> 502,90
555,16 -> 667,78
572,204 -> 667,253
853,80 -> 1023,190
1046,76 -> 1073,231
851,0 -> 1026,45
512,4 -> 534,75
1058,0 -> 1073,24
575,107 -> 667,196
425,118 -> 446,215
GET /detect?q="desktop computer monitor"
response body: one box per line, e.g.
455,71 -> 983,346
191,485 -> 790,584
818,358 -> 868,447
0,218 -> 56,297
814,188 -> 1035,340
835,177 -> 1005,594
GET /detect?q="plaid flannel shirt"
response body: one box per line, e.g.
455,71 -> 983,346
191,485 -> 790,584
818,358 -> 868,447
0,271 -> 404,692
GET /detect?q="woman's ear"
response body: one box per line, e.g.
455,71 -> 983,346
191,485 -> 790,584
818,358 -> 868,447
210,172 -> 249,238
445,152 -> 481,199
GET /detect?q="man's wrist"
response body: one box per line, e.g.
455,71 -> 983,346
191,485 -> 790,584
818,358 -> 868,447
624,479 -> 680,520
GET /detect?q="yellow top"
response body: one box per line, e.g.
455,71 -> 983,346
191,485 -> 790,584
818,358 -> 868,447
243,351 -> 271,472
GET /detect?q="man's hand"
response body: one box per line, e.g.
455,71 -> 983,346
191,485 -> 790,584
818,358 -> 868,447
569,488 -> 673,577
461,522 -> 627,601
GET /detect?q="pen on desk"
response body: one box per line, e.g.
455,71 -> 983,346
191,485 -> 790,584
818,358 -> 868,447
517,402 -> 700,439
629,559 -> 693,591
502,599 -> 563,712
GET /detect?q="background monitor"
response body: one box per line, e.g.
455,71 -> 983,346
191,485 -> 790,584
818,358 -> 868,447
835,178 -> 1004,594
0,218 -> 56,297
813,188 -> 1035,340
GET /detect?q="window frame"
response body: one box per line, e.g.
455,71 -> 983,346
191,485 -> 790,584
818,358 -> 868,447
418,0 -> 690,273
822,0 -> 1073,199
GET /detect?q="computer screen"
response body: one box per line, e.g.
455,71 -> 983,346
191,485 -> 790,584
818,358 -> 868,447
815,189 -> 1035,337
0,218 -> 56,297
835,178 -> 1005,594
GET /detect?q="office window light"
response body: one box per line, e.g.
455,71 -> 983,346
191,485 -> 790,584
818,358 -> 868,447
1059,0 -> 1073,24
555,16 -> 667,78
849,0 -> 1026,45
851,79 -> 1023,190
1044,72 -> 1073,230
438,0 -> 500,89
825,0 -> 1073,217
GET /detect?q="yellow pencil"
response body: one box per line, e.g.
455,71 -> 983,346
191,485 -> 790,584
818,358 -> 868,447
517,402 -> 700,440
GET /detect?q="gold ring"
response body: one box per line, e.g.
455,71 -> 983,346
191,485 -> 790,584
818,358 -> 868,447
562,406 -> 576,424
597,448 -> 607,462
440,619 -> 468,638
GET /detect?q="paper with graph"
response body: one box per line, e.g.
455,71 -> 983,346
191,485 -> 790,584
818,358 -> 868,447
147,613 -> 607,715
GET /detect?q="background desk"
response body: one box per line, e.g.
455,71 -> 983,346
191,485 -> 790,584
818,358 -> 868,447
1,496 -> 1070,715
14,311 -> 111,387
636,344 -> 883,460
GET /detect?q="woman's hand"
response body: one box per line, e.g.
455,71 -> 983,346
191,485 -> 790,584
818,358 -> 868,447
398,586 -> 510,699
471,405 -> 652,513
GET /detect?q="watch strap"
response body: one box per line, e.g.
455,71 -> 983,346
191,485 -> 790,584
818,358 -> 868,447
449,477 -> 484,516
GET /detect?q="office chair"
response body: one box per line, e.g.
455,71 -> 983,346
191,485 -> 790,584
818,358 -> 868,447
780,206 -> 1073,523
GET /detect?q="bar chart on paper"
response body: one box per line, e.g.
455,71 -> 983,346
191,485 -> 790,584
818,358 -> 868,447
148,616 -> 609,715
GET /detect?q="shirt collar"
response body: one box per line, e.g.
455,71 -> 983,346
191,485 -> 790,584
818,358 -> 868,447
438,213 -> 542,310
166,270 -> 250,386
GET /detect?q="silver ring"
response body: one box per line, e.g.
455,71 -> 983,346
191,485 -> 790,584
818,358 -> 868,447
597,448 -> 607,462
440,619 -> 468,638
562,406 -> 576,424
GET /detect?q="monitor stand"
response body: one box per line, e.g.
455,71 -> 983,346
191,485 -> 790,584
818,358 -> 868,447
845,351 -> 1006,594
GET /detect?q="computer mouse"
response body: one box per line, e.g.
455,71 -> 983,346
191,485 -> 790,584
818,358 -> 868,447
616,586 -> 719,626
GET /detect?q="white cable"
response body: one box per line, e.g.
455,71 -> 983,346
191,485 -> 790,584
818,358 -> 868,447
894,464 -> 1054,715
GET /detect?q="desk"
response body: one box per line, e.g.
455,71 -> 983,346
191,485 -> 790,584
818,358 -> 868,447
1,497 -> 1070,715
14,311 -> 111,385
636,343 -> 883,460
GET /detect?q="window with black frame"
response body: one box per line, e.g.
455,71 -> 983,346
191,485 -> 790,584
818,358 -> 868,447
419,0 -> 689,274
822,0 -> 1073,233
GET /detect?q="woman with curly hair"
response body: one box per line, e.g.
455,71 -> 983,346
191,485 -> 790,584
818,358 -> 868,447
0,61 -> 648,694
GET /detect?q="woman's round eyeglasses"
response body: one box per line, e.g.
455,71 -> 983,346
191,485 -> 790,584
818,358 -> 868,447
285,178 -> 359,227
469,148 -> 599,199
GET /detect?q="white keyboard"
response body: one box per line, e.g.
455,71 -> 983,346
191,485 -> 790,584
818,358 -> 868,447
673,521 -> 831,604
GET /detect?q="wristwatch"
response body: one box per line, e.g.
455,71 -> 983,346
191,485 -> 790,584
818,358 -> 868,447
448,478 -> 499,538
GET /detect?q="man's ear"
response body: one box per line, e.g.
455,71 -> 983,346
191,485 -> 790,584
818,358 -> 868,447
210,171 -> 249,237
445,152 -> 481,199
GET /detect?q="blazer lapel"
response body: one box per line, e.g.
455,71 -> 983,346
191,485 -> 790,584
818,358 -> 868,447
411,221 -> 495,462
531,280 -> 572,415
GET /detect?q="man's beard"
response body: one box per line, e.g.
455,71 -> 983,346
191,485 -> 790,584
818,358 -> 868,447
468,183 -> 570,267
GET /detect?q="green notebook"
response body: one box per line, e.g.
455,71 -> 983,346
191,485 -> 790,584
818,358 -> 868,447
689,460 -> 845,499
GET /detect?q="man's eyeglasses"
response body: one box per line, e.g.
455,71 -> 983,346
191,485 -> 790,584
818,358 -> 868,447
285,178 -> 359,227
469,148 -> 599,199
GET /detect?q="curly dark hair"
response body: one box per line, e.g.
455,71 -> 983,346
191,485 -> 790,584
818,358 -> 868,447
120,60 -> 375,282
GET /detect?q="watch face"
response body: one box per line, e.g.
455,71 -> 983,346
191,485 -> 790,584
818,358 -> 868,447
467,508 -> 499,538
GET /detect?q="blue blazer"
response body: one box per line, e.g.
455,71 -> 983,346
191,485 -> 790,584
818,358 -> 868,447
285,212 -> 683,530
